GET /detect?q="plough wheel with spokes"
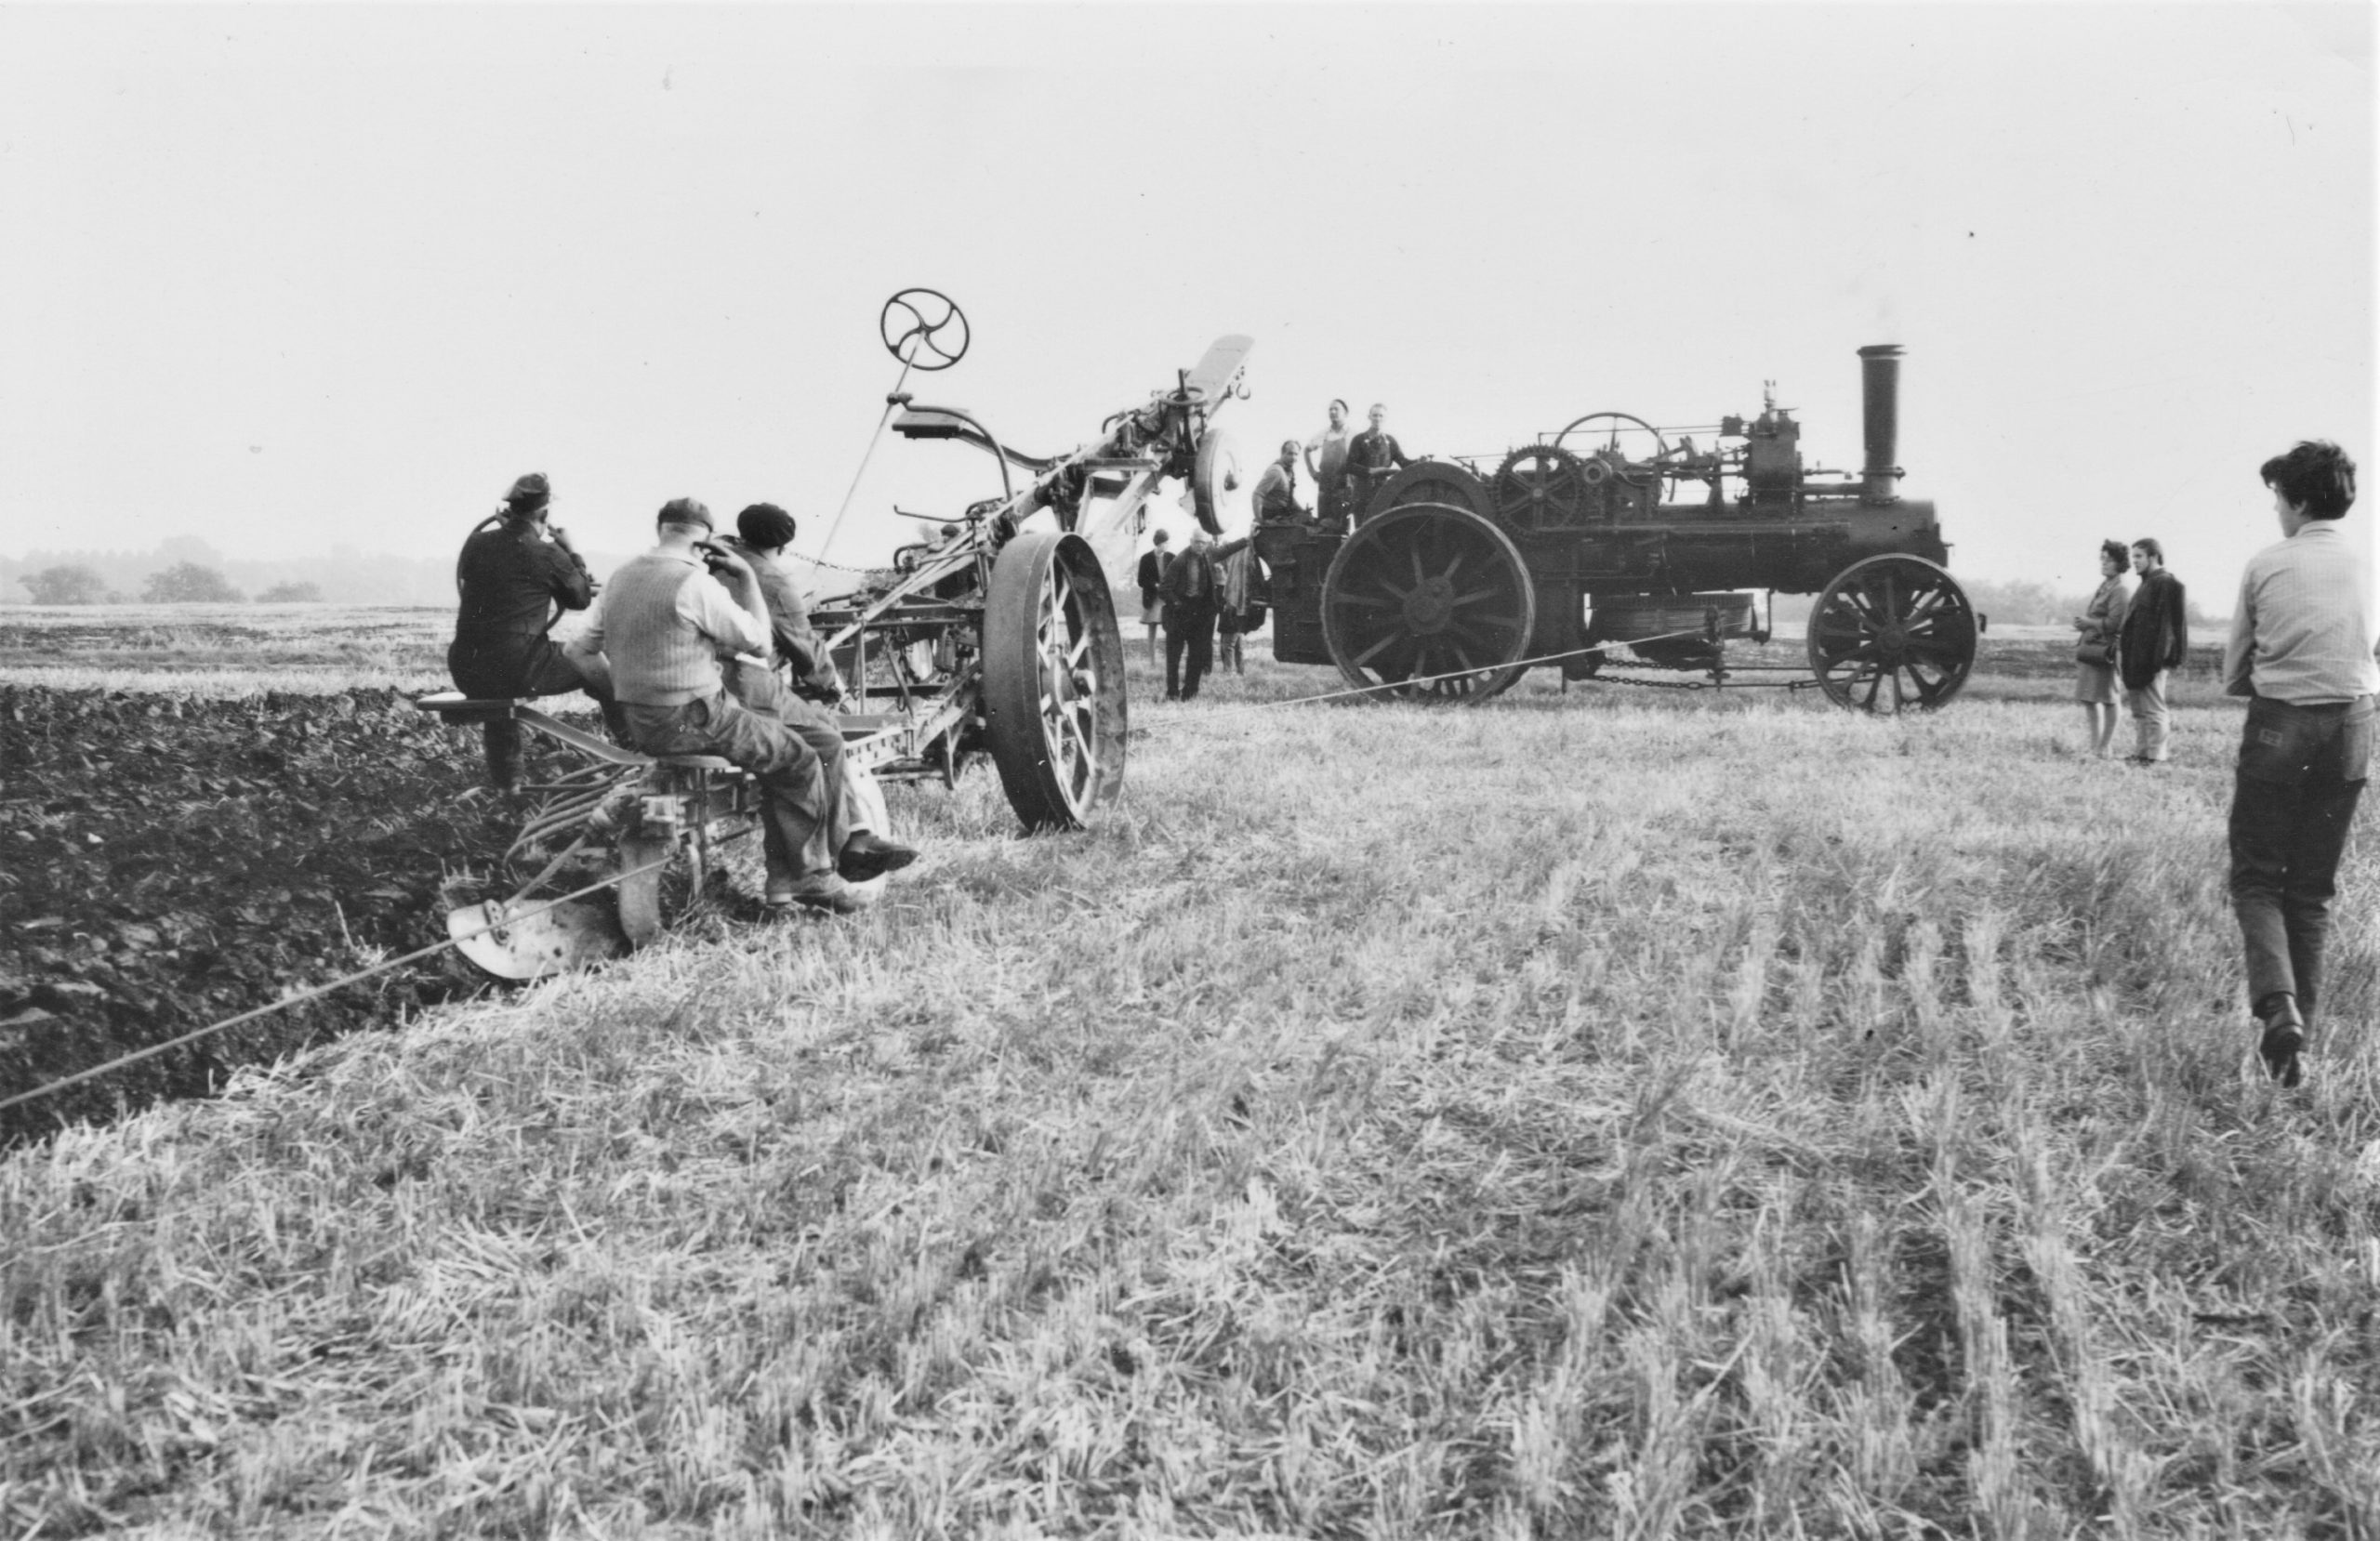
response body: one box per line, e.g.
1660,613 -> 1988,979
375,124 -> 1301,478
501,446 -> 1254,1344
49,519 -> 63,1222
1806,554 -> 1977,713
1321,501 -> 1537,703
983,531 -> 1128,830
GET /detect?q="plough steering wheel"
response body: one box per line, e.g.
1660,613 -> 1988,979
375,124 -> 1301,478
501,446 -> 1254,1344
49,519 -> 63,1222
879,288 -> 971,372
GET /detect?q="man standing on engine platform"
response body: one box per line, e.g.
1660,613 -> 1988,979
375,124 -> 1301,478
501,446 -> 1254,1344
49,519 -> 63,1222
568,497 -> 873,915
1342,403 -> 1415,530
1305,399 -> 1352,530
1252,440 -> 1307,527
447,472 -> 620,792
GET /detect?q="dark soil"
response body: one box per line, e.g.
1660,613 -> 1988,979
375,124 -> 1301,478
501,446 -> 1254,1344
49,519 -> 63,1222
0,686 -> 530,1146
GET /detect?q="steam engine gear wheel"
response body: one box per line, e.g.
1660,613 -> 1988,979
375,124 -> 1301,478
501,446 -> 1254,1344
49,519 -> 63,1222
981,531 -> 1129,829
1320,502 -> 1537,703
1493,444 -> 1593,533
1805,554 -> 1978,714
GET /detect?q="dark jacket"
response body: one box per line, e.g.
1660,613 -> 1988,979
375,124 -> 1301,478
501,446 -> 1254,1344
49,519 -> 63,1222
455,515 -> 593,639
720,537 -> 839,699
1343,429 -> 1413,482
1137,548 -> 1173,606
2119,567 -> 2188,690
1160,538 -> 1250,616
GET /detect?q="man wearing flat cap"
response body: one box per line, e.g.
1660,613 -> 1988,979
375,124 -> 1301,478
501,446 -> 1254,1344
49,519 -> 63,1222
448,472 -> 618,791
566,497 -> 880,915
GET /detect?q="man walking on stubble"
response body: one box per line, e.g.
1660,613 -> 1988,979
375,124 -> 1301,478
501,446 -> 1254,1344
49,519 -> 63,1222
2222,441 -> 2374,1087
2118,537 -> 2188,764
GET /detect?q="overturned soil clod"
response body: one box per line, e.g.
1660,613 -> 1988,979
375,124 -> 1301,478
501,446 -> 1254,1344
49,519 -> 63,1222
0,685 -> 535,1144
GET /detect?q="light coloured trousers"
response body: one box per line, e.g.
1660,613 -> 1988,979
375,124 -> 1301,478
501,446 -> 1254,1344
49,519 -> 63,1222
2127,669 -> 2171,761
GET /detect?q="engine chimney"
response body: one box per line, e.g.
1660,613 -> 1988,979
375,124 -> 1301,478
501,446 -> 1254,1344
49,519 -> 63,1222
1858,344 -> 1902,504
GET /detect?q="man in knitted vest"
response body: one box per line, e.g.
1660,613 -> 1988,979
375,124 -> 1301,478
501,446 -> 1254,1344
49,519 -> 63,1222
570,497 -> 870,915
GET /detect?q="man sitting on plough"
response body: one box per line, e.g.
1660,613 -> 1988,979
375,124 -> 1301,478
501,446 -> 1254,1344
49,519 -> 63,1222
717,501 -> 916,889
568,497 -> 915,916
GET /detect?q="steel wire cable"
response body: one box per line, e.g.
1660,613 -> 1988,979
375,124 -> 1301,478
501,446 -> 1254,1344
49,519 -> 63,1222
1170,626 -> 1730,723
0,853 -> 675,1117
1,626 -> 1763,1114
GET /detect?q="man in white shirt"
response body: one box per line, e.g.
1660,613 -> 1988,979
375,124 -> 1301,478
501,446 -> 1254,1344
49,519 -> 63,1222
1304,400 -> 1352,531
2222,440 -> 2375,1085
571,497 -> 868,915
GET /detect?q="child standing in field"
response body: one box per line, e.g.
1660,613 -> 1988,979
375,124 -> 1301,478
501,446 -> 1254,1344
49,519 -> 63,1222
2071,539 -> 2131,758
2222,441 -> 2374,1087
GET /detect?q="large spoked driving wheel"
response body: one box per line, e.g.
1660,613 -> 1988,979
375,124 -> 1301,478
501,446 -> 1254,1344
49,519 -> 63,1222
1322,502 -> 1538,703
983,531 -> 1128,830
1806,554 -> 1977,713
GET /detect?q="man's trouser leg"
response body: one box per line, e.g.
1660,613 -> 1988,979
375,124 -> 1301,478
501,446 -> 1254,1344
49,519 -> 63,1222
2128,670 -> 2171,760
451,632 -> 603,788
729,663 -> 856,863
623,692 -> 830,886
1164,616 -> 1188,698
2228,695 -> 2373,1022
1183,604 -> 1217,699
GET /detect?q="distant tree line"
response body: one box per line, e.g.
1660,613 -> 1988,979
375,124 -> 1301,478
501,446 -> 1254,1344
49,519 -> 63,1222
15,560 -> 319,604
3,537 -> 456,606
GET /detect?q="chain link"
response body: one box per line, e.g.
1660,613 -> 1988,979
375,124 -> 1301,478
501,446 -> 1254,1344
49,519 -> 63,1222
789,551 -> 892,576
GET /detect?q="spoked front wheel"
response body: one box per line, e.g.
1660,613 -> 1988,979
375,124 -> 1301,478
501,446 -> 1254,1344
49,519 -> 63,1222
1805,554 -> 1977,712
983,531 -> 1129,830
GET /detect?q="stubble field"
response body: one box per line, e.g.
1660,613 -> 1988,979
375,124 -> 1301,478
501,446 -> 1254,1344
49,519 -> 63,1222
3,604 -> 2375,1538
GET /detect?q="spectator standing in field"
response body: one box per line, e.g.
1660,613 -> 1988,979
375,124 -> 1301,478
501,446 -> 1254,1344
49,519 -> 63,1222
2221,441 -> 2374,1087
1136,530 -> 1173,666
2070,538 -> 2132,758
2117,537 -> 2188,764
1160,527 -> 1250,701
1342,403 -> 1416,529
718,502 -> 918,884
448,472 -> 619,792
1304,401 -> 1352,531
569,497 -> 867,915
1216,532 -> 1261,678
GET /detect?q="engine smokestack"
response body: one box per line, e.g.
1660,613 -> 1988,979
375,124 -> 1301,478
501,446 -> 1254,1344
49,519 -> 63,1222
1858,344 -> 1902,504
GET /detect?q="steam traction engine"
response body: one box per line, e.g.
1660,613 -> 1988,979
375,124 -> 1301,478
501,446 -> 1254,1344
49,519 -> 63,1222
1255,346 -> 1979,711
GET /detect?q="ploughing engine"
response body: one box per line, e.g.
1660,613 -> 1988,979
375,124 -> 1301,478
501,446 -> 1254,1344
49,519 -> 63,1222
1253,346 -> 1980,711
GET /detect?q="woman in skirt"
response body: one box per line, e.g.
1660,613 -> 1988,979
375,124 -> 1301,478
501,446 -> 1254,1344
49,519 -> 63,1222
2071,538 -> 2132,757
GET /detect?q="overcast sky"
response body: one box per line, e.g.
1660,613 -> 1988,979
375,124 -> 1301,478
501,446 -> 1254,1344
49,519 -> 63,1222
1,3 -> 2370,599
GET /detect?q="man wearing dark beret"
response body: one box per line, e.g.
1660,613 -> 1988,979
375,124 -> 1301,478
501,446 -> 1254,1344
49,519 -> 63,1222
719,502 -> 917,883
447,472 -> 619,791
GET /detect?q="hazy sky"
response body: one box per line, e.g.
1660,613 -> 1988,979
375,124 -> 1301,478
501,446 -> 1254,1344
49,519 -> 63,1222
1,3 -> 2370,599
